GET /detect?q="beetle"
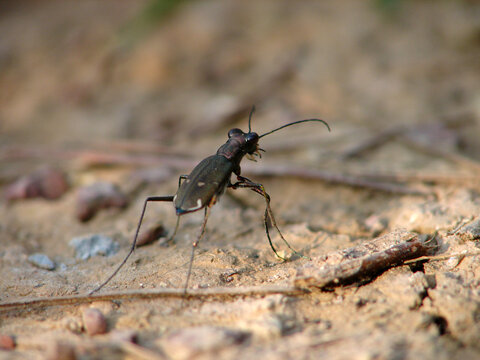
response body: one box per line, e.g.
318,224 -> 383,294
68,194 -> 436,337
90,106 -> 330,294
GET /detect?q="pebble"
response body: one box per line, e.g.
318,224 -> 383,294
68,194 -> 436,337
136,223 -> 167,247
76,182 -> 128,222
0,334 -> 15,350
4,167 -> 69,201
82,308 -> 108,335
28,253 -> 56,270
69,234 -> 119,260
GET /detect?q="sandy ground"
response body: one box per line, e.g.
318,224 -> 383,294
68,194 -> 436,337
1,0 -> 480,359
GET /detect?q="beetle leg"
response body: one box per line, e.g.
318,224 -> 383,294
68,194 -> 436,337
168,175 -> 190,243
90,195 -> 174,294
230,176 -> 307,260
166,216 -> 181,243
183,199 -> 214,294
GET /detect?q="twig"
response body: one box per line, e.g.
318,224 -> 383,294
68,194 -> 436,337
75,152 -> 196,169
243,163 -> 431,196
295,232 -> 438,289
1,144 -> 430,195
340,108 -> 474,160
447,216 -> 475,235
402,137 -> 480,173
349,171 -> 480,186
0,285 -> 303,313
340,125 -> 403,159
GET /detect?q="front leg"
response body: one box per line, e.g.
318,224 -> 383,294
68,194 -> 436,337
229,176 -> 306,260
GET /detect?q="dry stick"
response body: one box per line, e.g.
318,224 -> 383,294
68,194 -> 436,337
0,146 -> 197,175
340,125 -> 403,159
349,171 -> 480,187
340,108 -> 474,160
1,145 -> 429,195
294,234 -> 438,289
0,140 -> 189,160
447,215 -> 475,235
0,286 -> 304,313
402,137 -> 480,173
243,163 -> 430,196
1,236 -> 446,312
343,120 -> 480,176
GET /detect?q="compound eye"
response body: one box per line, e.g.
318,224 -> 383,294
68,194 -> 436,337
245,132 -> 259,153
228,128 -> 243,138
245,132 -> 259,144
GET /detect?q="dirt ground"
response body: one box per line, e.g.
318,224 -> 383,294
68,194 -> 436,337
1,0 -> 480,359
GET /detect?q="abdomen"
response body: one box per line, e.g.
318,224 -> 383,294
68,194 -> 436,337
174,155 -> 233,215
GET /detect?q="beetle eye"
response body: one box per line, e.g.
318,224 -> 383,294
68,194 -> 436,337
245,132 -> 259,153
245,132 -> 259,143
228,128 -> 243,138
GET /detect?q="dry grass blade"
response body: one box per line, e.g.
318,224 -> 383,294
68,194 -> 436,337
0,286 -> 303,313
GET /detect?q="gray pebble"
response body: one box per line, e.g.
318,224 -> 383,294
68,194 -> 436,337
69,234 -> 119,260
28,253 -> 56,270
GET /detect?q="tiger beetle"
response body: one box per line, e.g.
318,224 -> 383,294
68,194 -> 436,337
90,106 -> 330,295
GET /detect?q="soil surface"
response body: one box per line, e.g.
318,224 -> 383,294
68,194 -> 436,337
1,1 -> 480,359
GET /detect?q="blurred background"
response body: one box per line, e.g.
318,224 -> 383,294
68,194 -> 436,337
1,0 -> 479,153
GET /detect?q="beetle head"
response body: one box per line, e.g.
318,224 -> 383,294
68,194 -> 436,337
222,105 -> 330,163
227,128 -> 260,155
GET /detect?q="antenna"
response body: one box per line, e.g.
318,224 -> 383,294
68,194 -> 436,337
248,105 -> 256,132
259,118 -> 330,138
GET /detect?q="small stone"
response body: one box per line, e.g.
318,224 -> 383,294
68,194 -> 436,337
76,182 -> 128,222
82,308 -> 108,336
4,167 -> 69,202
136,223 -> 167,247
0,334 -> 15,350
28,253 -> 56,270
69,234 -> 119,260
